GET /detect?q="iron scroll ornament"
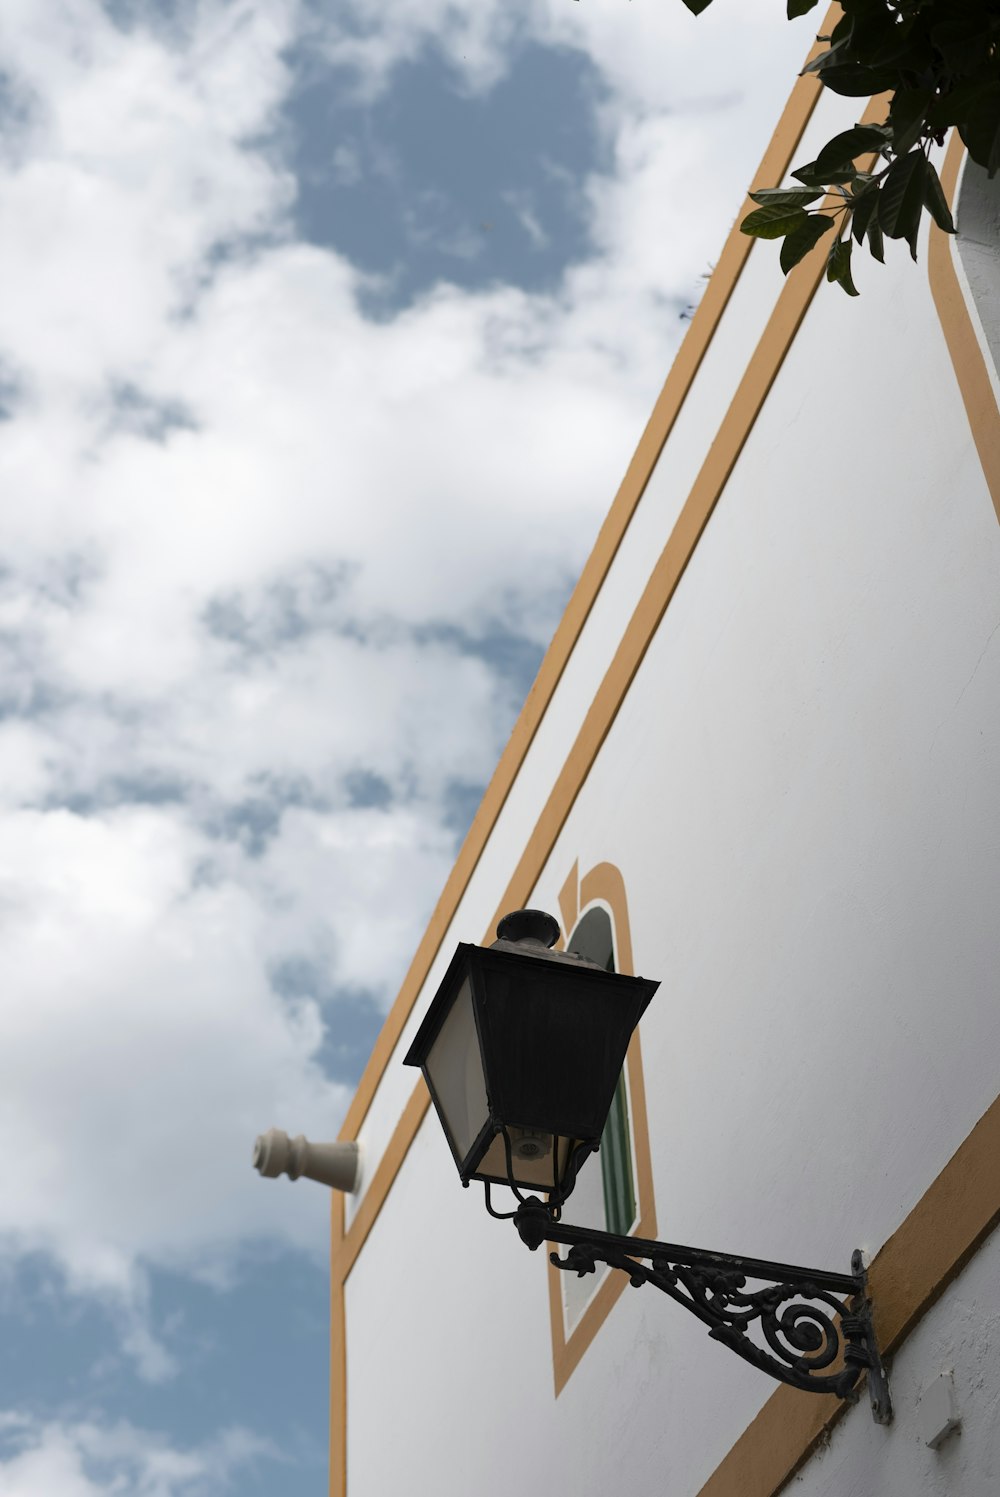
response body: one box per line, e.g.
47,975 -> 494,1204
502,1189 -> 892,1424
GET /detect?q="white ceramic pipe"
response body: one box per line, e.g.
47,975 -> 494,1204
252,1128 -> 362,1194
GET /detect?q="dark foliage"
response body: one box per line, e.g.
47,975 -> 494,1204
684,0 -> 1000,293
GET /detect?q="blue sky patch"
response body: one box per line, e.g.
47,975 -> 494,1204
0,1254 -> 326,1497
272,958 -> 386,1085
282,40 -> 609,310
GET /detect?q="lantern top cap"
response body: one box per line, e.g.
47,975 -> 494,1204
491,908 -> 609,972
495,909 -> 560,949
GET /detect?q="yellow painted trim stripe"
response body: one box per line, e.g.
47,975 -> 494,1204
476,102 -> 888,950
928,134 -> 1000,522
689,126 -> 1000,1497
329,111 -> 1000,1497
694,1088 -> 1000,1497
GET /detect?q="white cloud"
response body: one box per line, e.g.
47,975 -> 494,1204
0,0 -> 818,1376
0,805 -> 350,1286
0,1411 -> 273,1497
309,0 -> 814,118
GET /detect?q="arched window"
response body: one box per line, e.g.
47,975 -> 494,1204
554,903 -> 640,1335
545,860 -> 657,1392
955,158 -> 1000,382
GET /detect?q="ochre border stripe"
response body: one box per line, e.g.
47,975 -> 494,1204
339,1079 -> 430,1273
330,114 -> 1000,1497
686,129 -> 1000,1497
479,103 -> 888,945
928,134 -> 1000,523
332,1076 -> 1000,1497
332,122 -> 1000,1497
336,15 -> 837,1147
330,1085 -> 432,1497
694,1088 -> 1000,1497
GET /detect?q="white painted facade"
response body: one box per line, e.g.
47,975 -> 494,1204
333,89 -> 1000,1497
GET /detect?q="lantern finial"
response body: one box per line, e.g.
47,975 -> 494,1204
495,908 -> 560,948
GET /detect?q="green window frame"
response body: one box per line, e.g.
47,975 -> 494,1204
566,906 -> 637,1237
601,1070 -> 636,1236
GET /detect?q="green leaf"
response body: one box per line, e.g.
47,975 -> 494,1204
923,161 -> 956,235
930,14 -> 997,75
889,89 -> 933,157
679,0 -> 714,12
740,204 -> 809,240
960,88 -> 1000,178
827,239 -> 860,297
850,184 -> 879,243
801,35 -> 850,76
779,214 -> 834,274
878,151 -> 927,242
931,76 -> 999,130
906,223 -> 920,262
867,220 -> 885,265
816,62 -> 898,97
847,7 -> 897,46
814,124 -> 890,175
864,11 -> 919,66
848,9 -> 919,68
792,160 -> 857,188
748,187 -> 823,208
787,0 -> 819,15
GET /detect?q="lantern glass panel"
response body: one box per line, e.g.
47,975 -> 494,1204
422,976 -> 489,1165
474,1129 -> 576,1193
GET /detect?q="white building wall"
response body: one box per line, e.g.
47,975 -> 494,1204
341,138 -> 1000,1497
794,1224 -> 1000,1496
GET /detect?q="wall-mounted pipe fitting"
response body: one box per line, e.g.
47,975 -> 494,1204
252,1128 -> 362,1194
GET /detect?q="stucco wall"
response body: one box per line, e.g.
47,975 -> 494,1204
793,1222 -> 1000,1497
339,131 -> 1000,1497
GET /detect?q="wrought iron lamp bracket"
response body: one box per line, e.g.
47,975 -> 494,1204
507,1196 -> 892,1424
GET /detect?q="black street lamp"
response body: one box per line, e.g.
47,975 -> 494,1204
404,909 -> 892,1423
403,908 -> 656,1200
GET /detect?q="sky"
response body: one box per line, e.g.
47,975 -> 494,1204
0,2 -> 816,1492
